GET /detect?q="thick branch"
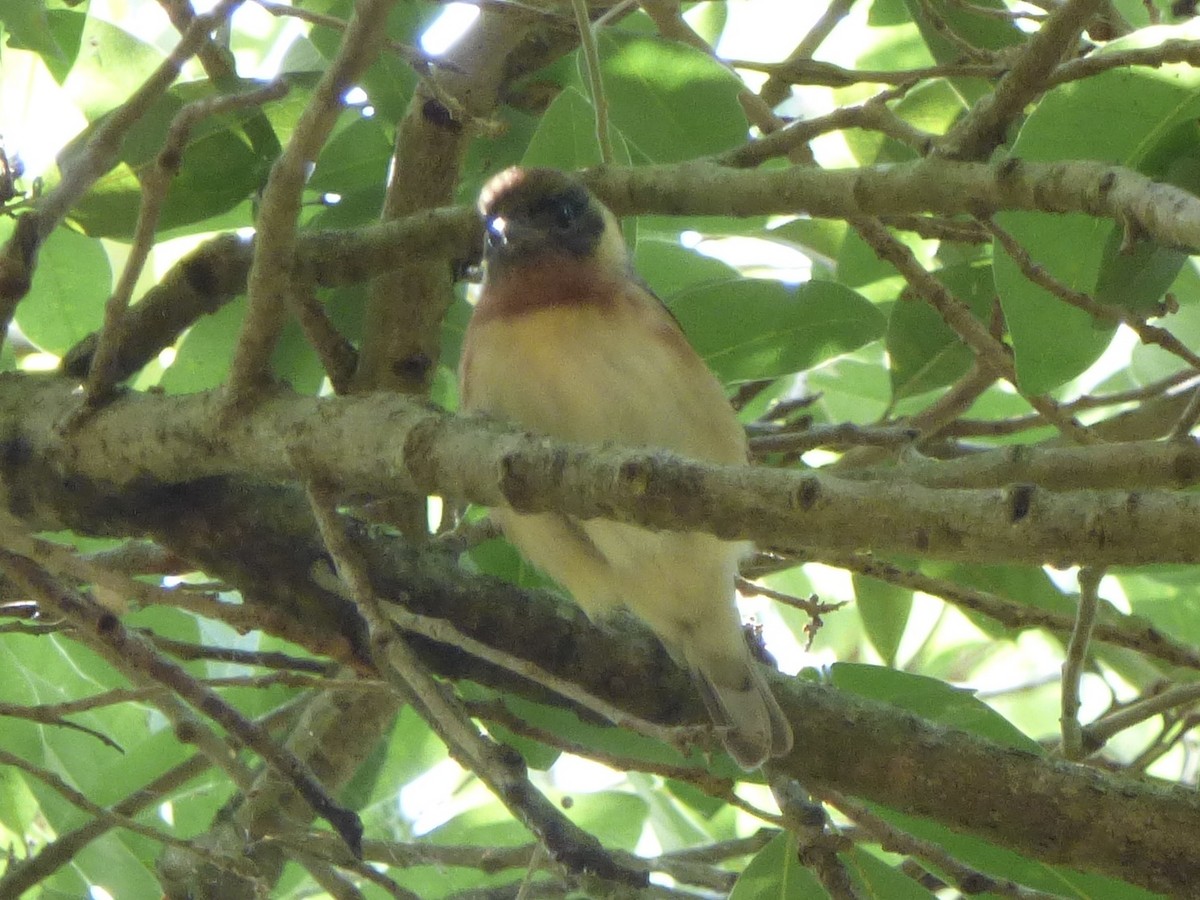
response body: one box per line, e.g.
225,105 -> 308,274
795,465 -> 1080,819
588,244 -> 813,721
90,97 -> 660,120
4,455 -> 1199,897
4,375 -> 1200,566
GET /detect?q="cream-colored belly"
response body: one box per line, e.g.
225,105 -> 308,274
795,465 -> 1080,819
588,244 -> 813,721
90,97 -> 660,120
461,302 -> 749,647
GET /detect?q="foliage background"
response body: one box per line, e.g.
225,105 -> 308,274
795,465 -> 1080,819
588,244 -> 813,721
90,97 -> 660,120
3,0 -> 1200,897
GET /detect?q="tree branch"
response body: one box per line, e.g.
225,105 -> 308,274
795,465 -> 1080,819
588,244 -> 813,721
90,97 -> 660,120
5,375 -> 1200,567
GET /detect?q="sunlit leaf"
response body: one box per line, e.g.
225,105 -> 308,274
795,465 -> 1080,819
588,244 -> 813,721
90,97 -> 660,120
996,33 -> 1200,393
15,225 -> 110,354
831,663 -> 1041,752
669,278 -> 885,382
731,831 -> 825,899
595,32 -> 747,163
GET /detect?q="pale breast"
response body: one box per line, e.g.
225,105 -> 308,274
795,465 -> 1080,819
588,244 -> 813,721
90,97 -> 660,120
460,285 -> 746,465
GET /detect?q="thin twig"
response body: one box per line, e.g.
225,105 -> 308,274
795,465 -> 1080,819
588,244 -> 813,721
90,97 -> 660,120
572,0 -> 613,164
758,0 -> 858,106
817,551 -> 1200,672
0,699 -> 303,898
750,423 -> 918,456
1061,566 -> 1104,760
302,478 -> 649,889
0,0 -> 246,356
0,748 -> 256,876
1084,683 -> 1200,752
986,217 -> 1200,374
0,545 -> 364,856
224,0 -> 395,405
291,285 -> 359,393
818,788 -> 1064,899
853,215 -> 1097,444
84,79 -> 289,404
1170,384 -> 1200,439
937,0 -> 1102,160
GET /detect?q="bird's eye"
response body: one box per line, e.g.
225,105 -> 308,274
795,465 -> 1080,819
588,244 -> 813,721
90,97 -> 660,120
484,215 -> 507,249
552,199 -> 577,230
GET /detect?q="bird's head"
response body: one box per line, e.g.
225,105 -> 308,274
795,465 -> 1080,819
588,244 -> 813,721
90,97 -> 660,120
478,167 -> 628,275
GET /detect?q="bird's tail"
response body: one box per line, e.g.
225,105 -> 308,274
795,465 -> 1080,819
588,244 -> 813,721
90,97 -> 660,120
689,648 -> 793,771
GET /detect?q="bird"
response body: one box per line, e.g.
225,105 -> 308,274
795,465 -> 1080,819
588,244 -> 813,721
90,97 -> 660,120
457,166 -> 793,770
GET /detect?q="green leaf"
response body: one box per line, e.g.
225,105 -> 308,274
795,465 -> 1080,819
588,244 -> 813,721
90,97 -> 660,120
309,114 -> 393,195
1093,138 -> 1200,313
568,791 -> 649,851
521,85 -> 629,171
595,32 -> 748,162
846,78 -> 966,167
768,218 -> 847,274
403,801 -> 540,896
902,0 -> 1023,64
993,212 -> 1115,395
1094,225 -> 1187,314
14,225 -> 111,354
887,262 -> 993,399
1130,263 -> 1200,383
158,296 -> 245,394
831,663 -> 1041,752
304,0 -> 437,122
995,43 -> 1200,393
635,237 -> 737,297
853,575 -> 912,666
807,345 -> 893,424
1,0 -> 67,66
631,771 -> 727,851
866,804 -> 1162,899
351,706 -> 444,827
847,847 -> 937,898
833,232 -> 885,291
922,562 -> 1076,639
461,679 -> 744,778
463,537 -> 563,595
665,777 -> 725,819
271,318 -> 328,395
62,15 -> 164,121
731,831 -> 825,899
66,89 -> 265,238
0,761 -> 38,838
668,278 -> 885,382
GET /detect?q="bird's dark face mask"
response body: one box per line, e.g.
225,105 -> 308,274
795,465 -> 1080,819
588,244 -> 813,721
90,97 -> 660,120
483,183 -> 606,266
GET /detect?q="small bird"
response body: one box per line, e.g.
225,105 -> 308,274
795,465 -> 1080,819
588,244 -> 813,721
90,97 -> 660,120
458,167 -> 793,769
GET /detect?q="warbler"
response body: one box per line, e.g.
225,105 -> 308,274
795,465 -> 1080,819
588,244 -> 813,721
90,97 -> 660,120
458,167 -> 792,769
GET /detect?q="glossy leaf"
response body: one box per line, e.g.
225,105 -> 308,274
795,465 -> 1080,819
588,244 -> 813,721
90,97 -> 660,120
595,32 -> 748,162
731,831 -> 825,899
307,114 -> 392,194
995,42 -> 1200,393
902,0 -> 1023,63
14,225 -> 111,354
853,575 -> 912,666
635,236 -> 737,297
158,296 -> 246,394
62,15 -> 164,121
668,278 -> 885,382
66,88 -> 267,237
831,663 -> 1041,752
867,804 -> 1161,899
887,262 -> 994,398
848,848 -> 937,898
521,85 -> 629,171
1,1 -> 75,73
